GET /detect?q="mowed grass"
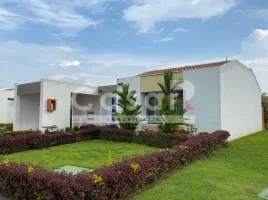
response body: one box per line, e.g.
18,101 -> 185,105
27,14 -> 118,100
3,140 -> 158,169
133,131 -> 268,200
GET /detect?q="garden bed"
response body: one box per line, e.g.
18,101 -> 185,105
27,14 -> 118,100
0,129 -> 230,200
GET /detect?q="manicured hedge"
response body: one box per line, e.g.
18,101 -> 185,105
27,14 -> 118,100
0,130 -> 230,200
1,130 -> 41,136
133,131 -> 190,148
0,127 -> 100,154
0,126 -> 190,154
99,128 -> 190,148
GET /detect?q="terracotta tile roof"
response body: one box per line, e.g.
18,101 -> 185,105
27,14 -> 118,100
138,61 -> 230,77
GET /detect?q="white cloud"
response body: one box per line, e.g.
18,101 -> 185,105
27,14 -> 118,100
241,29 -> 268,59
0,0 -> 107,34
154,37 -> 174,44
60,60 -> 81,68
238,29 -> 268,92
0,8 -> 23,30
0,40 -> 190,87
2,40 -> 229,88
172,28 -> 191,33
123,0 -> 236,33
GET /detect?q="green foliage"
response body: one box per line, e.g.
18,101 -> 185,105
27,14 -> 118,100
0,123 -> 13,134
113,84 -> 142,130
106,150 -> 114,166
262,94 -> 268,129
157,70 -> 187,134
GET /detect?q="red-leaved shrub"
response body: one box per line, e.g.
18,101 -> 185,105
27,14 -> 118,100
0,130 -> 230,200
0,127 -> 100,154
2,130 -> 41,136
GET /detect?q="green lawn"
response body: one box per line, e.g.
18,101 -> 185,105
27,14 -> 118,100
133,131 -> 268,200
3,140 -> 158,169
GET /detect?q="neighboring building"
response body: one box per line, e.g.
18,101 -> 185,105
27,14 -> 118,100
117,60 -> 262,140
13,79 -> 116,131
0,89 -> 15,123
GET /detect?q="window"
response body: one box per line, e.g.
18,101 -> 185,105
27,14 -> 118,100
147,95 -> 162,124
112,97 -> 116,122
47,99 -> 57,111
146,91 -> 183,124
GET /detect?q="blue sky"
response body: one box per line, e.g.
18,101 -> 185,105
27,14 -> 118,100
0,0 -> 268,91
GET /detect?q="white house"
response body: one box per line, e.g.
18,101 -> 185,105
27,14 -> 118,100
117,60 -> 263,140
0,89 -> 15,123
13,79 -> 116,131
12,60 -> 263,140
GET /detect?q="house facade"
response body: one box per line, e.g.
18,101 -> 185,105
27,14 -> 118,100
117,60 -> 262,140
0,89 -> 15,123
13,79 -> 116,131
12,60 -> 262,140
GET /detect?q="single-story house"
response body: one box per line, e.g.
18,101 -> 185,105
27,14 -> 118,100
13,79 -> 117,132
0,88 -> 15,123
12,60 -> 263,140
117,60 -> 263,140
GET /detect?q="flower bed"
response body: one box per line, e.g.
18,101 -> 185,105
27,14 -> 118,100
0,130 -> 230,200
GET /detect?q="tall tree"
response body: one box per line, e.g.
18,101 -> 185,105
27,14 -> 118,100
157,70 -> 187,133
113,84 -> 142,130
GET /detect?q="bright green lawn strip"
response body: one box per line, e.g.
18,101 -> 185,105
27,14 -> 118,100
3,140 -> 158,169
133,131 -> 268,200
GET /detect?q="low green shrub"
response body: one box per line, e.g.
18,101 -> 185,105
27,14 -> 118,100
0,123 -> 13,133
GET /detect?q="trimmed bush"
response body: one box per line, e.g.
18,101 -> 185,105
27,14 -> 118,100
100,128 -> 190,148
134,131 -> 190,148
0,127 -> 100,154
0,130 -> 230,200
0,126 -> 191,154
0,123 -> 13,132
99,127 -> 135,143
0,130 -> 41,136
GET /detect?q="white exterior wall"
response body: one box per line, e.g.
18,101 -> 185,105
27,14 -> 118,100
183,67 -> 222,133
19,93 -> 40,130
220,61 -> 262,140
40,80 -> 98,131
0,90 -> 15,123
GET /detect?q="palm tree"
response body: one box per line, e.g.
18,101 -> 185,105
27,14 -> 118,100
113,84 -> 142,130
157,70 -> 183,102
157,70 -> 187,133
